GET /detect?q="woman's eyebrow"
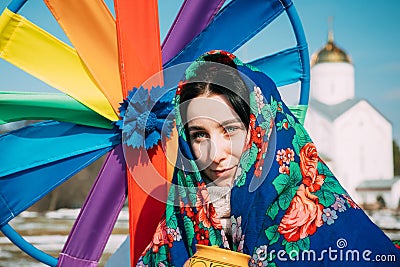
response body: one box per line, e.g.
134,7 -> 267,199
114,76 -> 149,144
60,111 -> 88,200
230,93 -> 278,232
187,118 -> 242,132
220,118 -> 242,127
187,125 -> 206,132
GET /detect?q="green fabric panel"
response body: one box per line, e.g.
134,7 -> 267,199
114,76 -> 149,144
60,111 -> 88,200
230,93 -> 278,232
0,91 -> 114,129
288,104 -> 308,125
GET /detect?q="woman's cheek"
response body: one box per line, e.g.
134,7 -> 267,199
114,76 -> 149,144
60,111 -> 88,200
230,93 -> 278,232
232,131 -> 249,155
191,143 -> 202,160
192,143 -> 209,169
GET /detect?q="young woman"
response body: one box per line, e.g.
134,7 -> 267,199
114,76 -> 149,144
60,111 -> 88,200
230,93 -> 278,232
138,51 -> 400,266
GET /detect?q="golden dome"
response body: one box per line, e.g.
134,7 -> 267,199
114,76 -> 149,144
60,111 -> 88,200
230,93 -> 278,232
311,31 -> 352,66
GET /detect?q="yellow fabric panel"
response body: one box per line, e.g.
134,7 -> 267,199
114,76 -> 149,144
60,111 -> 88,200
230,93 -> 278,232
0,8 -> 118,122
44,0 -> 122,113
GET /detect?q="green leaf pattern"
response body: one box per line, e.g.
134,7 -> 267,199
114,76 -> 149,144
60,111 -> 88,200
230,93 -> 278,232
252,104 -> 360,266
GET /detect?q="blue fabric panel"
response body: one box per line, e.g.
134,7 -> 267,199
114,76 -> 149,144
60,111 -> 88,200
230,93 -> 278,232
164,0 -> 286,67
0,147 -> 111,226
7,0 -> 28,13
284,2 -> 310,105
248,46 -> 302,87
0,120 -> 120,177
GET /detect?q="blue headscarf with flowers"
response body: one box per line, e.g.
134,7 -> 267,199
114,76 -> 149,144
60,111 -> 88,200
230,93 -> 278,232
137,51 -> 400,266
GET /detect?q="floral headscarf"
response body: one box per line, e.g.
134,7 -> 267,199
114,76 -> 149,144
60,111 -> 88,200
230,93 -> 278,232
138,51 -> 400,266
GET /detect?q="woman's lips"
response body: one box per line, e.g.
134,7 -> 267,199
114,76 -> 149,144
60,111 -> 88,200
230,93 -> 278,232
211,165 -> 236,176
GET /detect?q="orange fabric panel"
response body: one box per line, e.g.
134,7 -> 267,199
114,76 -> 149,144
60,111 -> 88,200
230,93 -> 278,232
44,0 -> 122,113
125,147 -> 168,265
114,0 -> 166,265
166,127 -> 178,184
114,0 -> 163,96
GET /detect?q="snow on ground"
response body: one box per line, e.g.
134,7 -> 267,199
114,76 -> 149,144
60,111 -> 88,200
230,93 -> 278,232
1,207 -> 398,266
0,208 -> 129,266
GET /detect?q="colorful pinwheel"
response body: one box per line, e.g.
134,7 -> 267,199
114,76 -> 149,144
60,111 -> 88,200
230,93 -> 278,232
0,0 -> 310,266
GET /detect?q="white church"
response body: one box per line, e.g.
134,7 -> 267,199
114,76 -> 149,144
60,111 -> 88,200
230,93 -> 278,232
304,30 -> 400,209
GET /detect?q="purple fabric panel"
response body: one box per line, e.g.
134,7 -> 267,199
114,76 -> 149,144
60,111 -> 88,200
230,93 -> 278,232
161,0 -> 226,64
57,254 -> 97,267
57,145 -> 127,267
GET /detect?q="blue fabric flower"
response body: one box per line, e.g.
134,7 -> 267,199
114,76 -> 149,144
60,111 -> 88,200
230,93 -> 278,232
331,194 -> 347,212
117,86 -> 175,150
322,208 -> 338,225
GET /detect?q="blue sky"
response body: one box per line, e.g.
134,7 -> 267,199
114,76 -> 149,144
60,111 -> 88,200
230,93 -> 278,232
1,0 -> 399,144
294,1 -> 400,145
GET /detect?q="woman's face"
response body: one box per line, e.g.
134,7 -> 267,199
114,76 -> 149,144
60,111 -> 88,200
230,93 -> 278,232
185,94 -> 249,186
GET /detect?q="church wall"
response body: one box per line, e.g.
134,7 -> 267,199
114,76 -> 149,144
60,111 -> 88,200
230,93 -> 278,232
333,101 -> 393,202
304,108 -> 334,167
332,115 -> 360,200
391,180 -> 400,209
351,101 -> 393,178
311,63 -> 354,105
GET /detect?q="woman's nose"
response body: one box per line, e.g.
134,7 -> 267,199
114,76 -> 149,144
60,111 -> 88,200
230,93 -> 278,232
209,135 -> 231,163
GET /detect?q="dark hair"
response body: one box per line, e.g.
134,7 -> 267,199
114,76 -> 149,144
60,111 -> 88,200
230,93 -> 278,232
179,59 -> 250,130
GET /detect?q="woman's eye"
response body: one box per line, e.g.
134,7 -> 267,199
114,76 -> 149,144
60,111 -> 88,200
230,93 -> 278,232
191,132 -> 208,141
225,126 -> 238,134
